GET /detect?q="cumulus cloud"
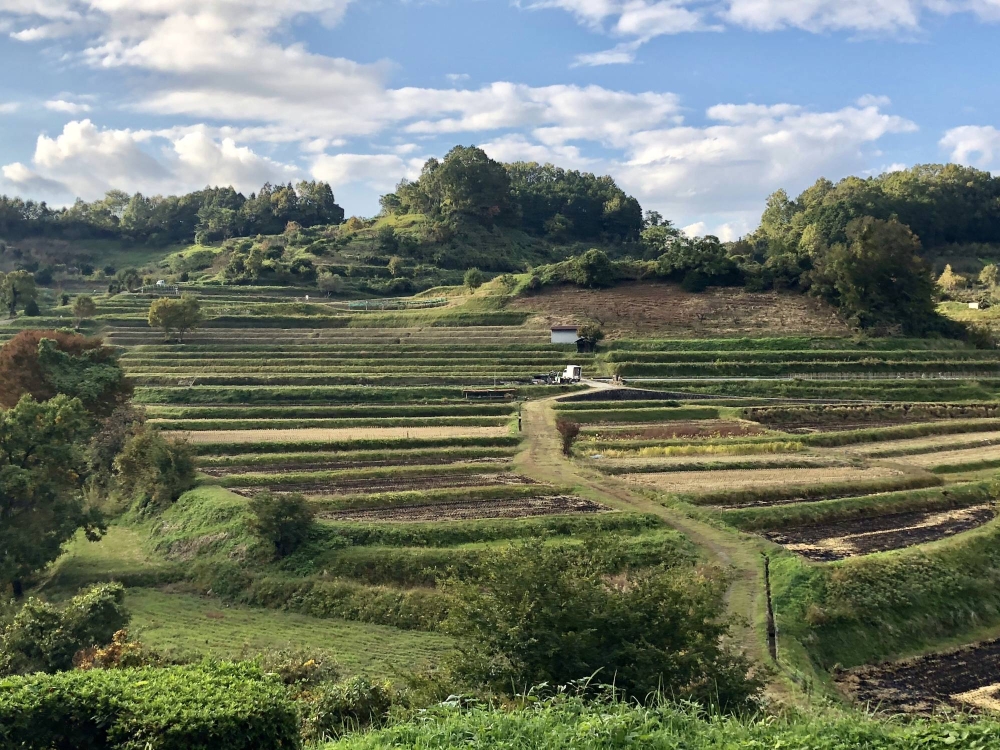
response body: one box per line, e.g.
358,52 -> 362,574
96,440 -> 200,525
479,134 -> 595,169
44,99 -> 92,113
3,119 -> 299,201
310,153 -> 423,192
531,0 -> 1000,62
941,125 -> 1000,167
613,101 -> 917,224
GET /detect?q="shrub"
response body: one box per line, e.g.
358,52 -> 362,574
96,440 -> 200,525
23,299 -> 40,316
299,676 -> 398,742
567,249 -> 613,288
555,418 -> 580,456
464,267 -> 485,290
113,429 -> 196,512
0,662 -> 299,750
147,294 -> 203,342
249,491 -> 316,559
74,629 -> 160,670
0,583 -> 129,676
443,541 -> 762,709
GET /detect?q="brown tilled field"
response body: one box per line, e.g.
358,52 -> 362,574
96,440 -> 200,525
508,281 -> 849,336
316,495 -> 609,522
169,425 -> 511,444
838,638 -> 1000,714
763,505 -> 996,561
582,420 -> 767,440
904,445 -> 1000,468
231,472 -> 535,496
623,466 -> 902,494
846,430 -> 1000,456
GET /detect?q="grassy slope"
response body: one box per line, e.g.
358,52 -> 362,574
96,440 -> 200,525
323,698 -> 1000,749
127,589 -> 453,675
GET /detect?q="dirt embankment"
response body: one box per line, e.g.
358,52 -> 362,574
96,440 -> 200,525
509,282 -> 849,337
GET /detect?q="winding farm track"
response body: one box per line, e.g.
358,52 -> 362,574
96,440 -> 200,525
514,389 -> 793,700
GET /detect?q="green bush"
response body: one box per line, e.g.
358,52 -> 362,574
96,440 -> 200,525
0,662 -> 299,750
0,583 -> 129,676
300,676 -> 398,742
114,429 -> 196,512
249,491 -> 316,559
443,541 -> 761,708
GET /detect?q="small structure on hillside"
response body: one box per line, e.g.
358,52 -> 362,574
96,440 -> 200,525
970,302 -> 981,310
551,325 -> 580,344
576,337 -> 596,354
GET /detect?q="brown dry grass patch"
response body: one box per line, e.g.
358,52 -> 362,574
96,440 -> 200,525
509,281 -> 848,337
622,466 -> 902,494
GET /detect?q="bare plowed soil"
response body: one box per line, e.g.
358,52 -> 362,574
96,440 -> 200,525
838,638 -> 1000,714
317,495 -> 609,522
232,472 -> 535,496
584,421 -> 767,441
509,282 -> 848,337
763,505 -> 995,561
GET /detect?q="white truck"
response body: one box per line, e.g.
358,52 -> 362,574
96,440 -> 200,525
559,365 -> 582,383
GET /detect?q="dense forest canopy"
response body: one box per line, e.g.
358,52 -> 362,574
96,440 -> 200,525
0,181 -> 345,246
382,146 -> 644,242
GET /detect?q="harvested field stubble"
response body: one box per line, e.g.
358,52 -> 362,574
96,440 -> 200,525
582,420 -> 768,441
170,425 -> 512,444
317,495 -> 610,523
230,472 -> 534,496
623,466 -> 904,494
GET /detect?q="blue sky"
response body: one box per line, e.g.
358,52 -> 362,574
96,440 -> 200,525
0,0 -> 998,238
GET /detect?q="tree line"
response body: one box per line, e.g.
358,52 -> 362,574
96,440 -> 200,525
0,181 -> 345,246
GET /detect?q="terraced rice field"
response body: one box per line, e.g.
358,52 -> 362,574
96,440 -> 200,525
170,425 -> 512,444
622,466 -> 904,494
763,505 -> 996,561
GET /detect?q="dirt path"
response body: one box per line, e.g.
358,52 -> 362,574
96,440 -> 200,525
514,393 -> 794,702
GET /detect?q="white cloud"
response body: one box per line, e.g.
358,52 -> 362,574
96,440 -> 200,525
615,101 -> 917,224
615,1 -> 709,39
572,42 -> 639,67
856,94 -> 892,108
941,125 -> 1000,167
446,73 -> 470,83
4,119 -> 299,201
310,153 -> 423,192
0,101 -> 20,113
479,134 -> 595,169
45,99 -> 92,113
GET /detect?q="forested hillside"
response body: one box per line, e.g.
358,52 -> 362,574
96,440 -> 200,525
2,149 -> 1000,336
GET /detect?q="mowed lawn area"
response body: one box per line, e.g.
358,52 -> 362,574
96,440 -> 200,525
127,589 -> 455,675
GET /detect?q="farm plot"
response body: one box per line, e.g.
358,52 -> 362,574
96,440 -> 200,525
845,430 -> 1000,457
581,420 -> 768,441
838,638 -> 1000,714
229,472 -> 534,496
622,466 -> 905,495
169,425 -> 512,444
902,445 -> 1000,469
763,505 -> 996,561
318,495 -> 609,522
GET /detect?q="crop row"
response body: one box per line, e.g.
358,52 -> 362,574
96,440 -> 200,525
615,360 -> 1000,377
152,415 -> 510,431
132,374 -> 549,386
605,349 -> 1000,363
606,337 -> 972,352
554,406 -> 721,424
135,384 -> 576,404
719,481 -> 992,531
148,404 -> 517,419
189,434 -> 523,456
214,462 -> 507,488
196,445 -> 517,469
629,379 -> 1000,402
676,474 -> 944,508
742,403 -> 1000,425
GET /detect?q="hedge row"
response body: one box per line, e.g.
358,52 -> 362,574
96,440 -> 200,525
0,663 -> 298,750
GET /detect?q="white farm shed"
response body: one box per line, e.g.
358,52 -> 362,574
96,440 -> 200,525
551,325 -> 580,344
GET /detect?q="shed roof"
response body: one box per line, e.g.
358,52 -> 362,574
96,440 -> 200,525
551,325 -> 580,331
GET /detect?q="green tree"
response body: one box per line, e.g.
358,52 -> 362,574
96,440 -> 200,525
980,263 -> 1000,288
115,268 -> 143,293
809,217 -> 940,334
0,583 -> 129,675
0,395 -> 102,598
444,542 -> 762,708
386,255 -> 405,278
0,331 -> 132,418
112,430 -> 196,512
248,491 -> 316,559
318,272 -> 344,297
147,294 -> 203,342
0,270 -> 37,317
568,249 -> 614,288
937,264 -> 966,292
72,295 -> 97,330
464,268 -> 485,290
